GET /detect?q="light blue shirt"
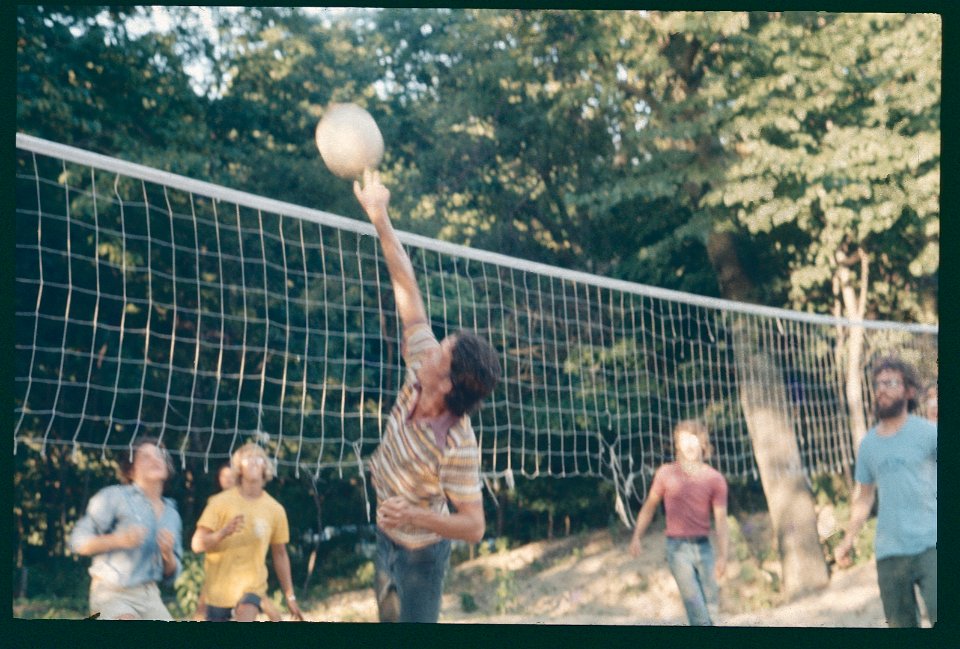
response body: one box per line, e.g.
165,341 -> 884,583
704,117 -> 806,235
69,484 -> 183,587
855,415 -> 937,559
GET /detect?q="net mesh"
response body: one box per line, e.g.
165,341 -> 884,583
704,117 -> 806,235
15,134 -> 938,505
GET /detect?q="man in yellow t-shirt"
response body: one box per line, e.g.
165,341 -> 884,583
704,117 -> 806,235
191,443 -> 304,621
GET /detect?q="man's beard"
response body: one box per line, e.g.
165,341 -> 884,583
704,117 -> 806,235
875,396 -> 907,420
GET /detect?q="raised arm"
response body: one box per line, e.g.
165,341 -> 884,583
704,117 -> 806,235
353,169 -> 428,333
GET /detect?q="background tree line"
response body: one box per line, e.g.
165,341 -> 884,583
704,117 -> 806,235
15,7 -> 938,601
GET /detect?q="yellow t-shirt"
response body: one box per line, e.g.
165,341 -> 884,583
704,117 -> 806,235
196,487 -> 289,608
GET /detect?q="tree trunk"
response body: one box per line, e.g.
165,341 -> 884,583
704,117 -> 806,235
834,250 -> 869,458
707,230 -> 829,597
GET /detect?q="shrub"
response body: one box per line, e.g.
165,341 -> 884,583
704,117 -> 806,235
172,550 -> 205,618
493,568 -> 517,615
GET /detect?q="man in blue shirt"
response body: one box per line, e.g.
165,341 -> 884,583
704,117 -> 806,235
70,438 -> 183,620
835,357 -> 937,627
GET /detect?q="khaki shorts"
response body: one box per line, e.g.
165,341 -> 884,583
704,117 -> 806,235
90,579 -> 173,620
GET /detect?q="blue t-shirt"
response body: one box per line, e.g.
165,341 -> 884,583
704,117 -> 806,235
69,484 -> 183,588
855,415 -> 937,559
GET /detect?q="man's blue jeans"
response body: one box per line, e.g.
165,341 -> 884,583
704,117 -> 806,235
374,528 -> 451,623
665,536 -> 719,626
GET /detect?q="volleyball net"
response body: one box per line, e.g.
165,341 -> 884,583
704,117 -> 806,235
15,133 -> 938,510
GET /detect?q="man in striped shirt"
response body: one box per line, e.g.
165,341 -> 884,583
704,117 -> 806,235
354,169 -> 501,622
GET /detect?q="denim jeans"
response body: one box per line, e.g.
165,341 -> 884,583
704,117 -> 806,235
876,546 -> 937,627
374,528 -> 451,622
665,537 -> 719,626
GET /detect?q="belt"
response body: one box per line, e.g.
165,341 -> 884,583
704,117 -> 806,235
668,535 -> 709,543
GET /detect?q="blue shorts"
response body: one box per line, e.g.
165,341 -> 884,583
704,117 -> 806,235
205,592 -> 262,622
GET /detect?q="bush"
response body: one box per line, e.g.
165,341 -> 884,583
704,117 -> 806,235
172,550 -> 205,618
14,596 -> 87,619
493,568 -> 517,615
13,556 -> 88,603
13,556 -> 89,618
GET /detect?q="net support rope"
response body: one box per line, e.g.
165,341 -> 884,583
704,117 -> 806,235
15,133 -> 938,511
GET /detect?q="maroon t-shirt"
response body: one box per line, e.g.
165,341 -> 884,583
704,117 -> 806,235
650,463 -> 728,538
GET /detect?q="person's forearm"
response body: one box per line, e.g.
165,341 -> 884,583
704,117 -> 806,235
843,497 -> 873,542
72,532 -> 124,556
272,550 -> 296,597
161,548 -> 179,577
408,507 -> 485,543
191,528 -> 226,553
715,518 -> 729,562
631,500 -> 658,541
369,211 -> 426,328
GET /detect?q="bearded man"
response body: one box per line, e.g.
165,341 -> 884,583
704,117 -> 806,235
835,356 -> 937,627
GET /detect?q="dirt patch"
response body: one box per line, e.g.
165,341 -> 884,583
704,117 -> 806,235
303,527 -> 901,627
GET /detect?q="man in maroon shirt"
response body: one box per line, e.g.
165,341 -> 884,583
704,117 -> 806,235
629,420 -> 729,625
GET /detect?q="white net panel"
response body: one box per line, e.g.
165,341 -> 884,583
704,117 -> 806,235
15,134 -> 938,501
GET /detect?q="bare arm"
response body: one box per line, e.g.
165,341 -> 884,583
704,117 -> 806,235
190,515 -> 243,553
712,504 -> 729,581
834,482 -> 877,567
378,496 -> 485,544
270,544 -> 304,620
628,490 -> 663,557
353,170 -> 428,332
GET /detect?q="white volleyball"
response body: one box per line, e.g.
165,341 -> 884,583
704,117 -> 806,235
314,103 -> 385,180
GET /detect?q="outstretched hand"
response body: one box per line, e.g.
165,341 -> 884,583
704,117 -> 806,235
353,169 -> 390,224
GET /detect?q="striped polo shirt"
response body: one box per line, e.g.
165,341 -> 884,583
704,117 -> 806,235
369,322 -> 483,549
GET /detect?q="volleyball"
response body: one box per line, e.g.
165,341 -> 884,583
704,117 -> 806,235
315,102 -> 385,180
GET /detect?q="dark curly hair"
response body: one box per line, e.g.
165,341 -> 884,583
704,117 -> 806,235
871,356 -> 921,412
444,330 -> 501,417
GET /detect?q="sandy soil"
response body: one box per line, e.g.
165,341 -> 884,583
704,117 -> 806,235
303,527 -> 906,627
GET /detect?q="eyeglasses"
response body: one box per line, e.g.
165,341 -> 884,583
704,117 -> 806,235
875,379 -> 903,390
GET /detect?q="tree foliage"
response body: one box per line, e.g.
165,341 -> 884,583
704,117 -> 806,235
18,8 -> 938,317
